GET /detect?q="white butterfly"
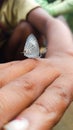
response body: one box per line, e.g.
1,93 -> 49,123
23,34 -> 40,58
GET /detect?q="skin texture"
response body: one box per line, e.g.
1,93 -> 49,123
1,47 -> 73,130
0,3 -> 73,130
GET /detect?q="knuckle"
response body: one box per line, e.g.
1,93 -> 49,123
52,84 -> 70,104
58,87 -> 67,98
18,22 -> 32,33
15,75 -> 35,93
22,77 -> 34,91
34,102 -> 50,114
18,22 -> 26,30
0,79 -> 5,88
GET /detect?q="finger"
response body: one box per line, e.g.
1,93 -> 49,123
0,59 -> 37,87
6,74 -> 73,130
0,64 -> 59,128
0,61 -> 18,70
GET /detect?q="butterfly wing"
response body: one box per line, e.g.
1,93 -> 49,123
23,34 -> 40,58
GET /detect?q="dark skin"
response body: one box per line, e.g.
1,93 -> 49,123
0,21 -> 43,62
1,22 -> 35,61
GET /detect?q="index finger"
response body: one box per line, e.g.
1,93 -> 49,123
0,59 -> 37,87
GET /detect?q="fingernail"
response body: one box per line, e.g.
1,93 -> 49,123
3,118 -> 29,130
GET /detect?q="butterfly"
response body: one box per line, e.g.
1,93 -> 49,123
23,34 -> 40,58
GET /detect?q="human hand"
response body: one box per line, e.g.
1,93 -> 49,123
0,58 -> 59,129
1,51 -> 73,130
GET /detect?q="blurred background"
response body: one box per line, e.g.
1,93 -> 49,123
54,103 -> 73,130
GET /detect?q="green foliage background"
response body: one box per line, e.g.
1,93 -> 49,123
35,0 -> 73,32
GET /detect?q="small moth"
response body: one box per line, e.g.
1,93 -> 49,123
23,34 -> 40,58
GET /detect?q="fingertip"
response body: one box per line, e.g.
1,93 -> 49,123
3,119 -> 29,130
